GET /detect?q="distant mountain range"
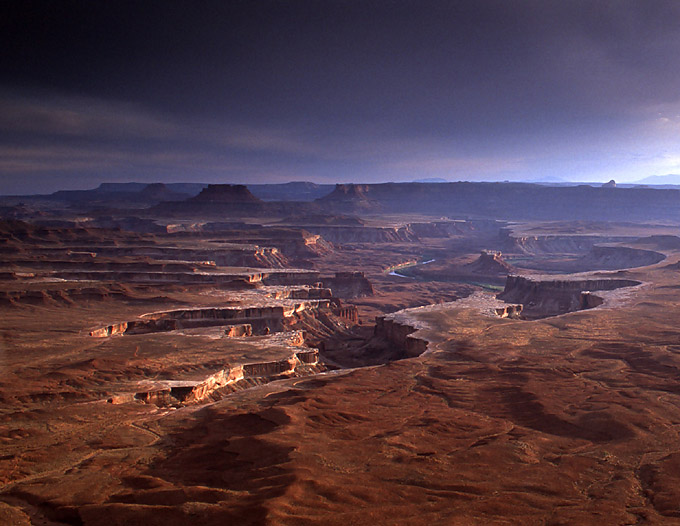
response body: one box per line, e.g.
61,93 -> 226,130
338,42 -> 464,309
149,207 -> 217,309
523,174 -> 680,187
632,174 -> 680,186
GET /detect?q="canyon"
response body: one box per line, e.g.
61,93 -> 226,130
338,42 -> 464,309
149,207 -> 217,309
2,182 -> 680,525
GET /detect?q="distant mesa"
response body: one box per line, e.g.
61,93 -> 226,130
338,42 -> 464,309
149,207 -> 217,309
190,184 -> 262,204
151,183 -> 317,218
316,183 -> 382,211
320,183 -> 371,201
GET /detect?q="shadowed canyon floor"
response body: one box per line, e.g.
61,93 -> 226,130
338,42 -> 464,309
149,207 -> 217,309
3,184 -> 680,524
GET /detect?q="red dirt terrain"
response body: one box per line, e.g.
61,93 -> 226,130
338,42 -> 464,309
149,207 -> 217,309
2,184 -> 680,525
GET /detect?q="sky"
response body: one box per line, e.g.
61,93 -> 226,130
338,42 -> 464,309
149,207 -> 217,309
2,0 -> 680,194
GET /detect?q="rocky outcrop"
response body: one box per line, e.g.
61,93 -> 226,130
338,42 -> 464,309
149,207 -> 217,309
89,322 -> 129,338
264,285 -> 332,301
498,275 -> 641,318
579,291 -> 604,310
333,304 -> 359,323
224,324 -> 253,337
300,232 -> 334,257
322,271 -> 374,298
464,251 -> 515,276
134,365 -> 246,405
494,304 -> 523,318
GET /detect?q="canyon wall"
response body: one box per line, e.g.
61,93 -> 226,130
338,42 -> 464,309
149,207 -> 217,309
374,317 -> 429,358
579,245 -> 665,270
322,271 -> 374,298
90,301 -> 334,337
498,275 -> 641,318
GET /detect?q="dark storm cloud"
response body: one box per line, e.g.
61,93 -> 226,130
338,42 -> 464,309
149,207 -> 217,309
2,0 -> 680,193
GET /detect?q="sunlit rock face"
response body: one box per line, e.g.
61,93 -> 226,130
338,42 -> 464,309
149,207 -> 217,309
224,324 -> 252,337
494,303 -> 523,318
133,348 -> 322,407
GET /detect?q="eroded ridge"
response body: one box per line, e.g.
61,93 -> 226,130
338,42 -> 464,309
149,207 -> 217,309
125,337 -> 323,407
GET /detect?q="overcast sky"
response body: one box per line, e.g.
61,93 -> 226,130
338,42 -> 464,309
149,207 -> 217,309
2,0 -> 680,194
